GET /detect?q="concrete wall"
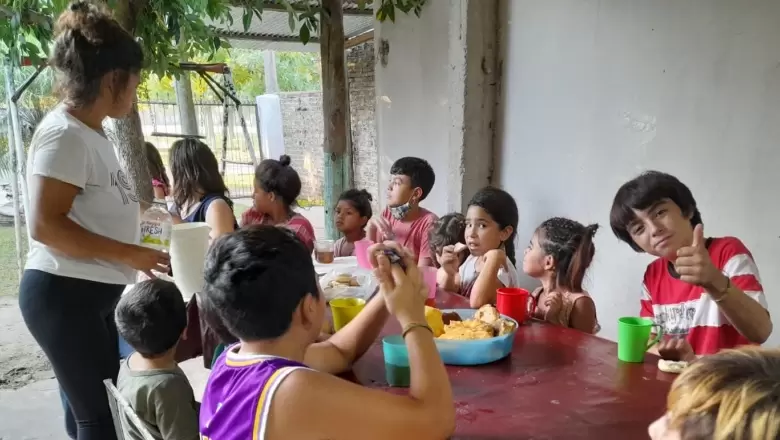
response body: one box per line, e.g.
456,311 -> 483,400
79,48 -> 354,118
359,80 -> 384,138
374,0 -> 451,213
280,41 -> 378,205
496,0 -> 780,344
280,92 -> 324,203
373,0 -> 497,214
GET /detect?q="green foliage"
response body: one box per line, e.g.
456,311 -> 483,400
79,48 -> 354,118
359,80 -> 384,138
107,0 -> 233,79
1,0 -> 427,74
140,48 -> 320,102
0,1 -> 58,67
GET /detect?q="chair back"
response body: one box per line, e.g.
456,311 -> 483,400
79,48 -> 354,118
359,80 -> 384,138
103,379 -> 157,440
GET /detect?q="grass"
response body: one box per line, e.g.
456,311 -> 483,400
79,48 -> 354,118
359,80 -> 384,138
0,225 -> 27,296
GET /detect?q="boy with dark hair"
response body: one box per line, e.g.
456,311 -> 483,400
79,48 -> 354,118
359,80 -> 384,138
115,279 -> 199,440
368,156 -> 439,266
610,171 -> 771,361
199,226 -> 454,440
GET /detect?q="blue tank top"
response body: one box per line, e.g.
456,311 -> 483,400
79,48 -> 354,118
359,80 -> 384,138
183,194 -> 239,229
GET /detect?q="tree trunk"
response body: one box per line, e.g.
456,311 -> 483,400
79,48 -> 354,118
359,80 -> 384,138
105,103 -> 153,202
109,0 -> 153,203
320,0 -> 351,239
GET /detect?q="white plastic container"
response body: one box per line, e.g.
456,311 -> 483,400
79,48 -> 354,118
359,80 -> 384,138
170,222 -> 211,300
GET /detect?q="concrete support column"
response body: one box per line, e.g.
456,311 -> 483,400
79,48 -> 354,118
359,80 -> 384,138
447,0 -> 499,212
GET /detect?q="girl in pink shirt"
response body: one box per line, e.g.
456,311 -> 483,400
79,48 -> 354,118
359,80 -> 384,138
241,155 -> 316,252
333,189 -> 373,257
145,141 -> 170,199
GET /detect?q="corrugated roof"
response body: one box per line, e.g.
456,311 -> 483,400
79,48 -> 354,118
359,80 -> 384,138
212,2 -> 374,52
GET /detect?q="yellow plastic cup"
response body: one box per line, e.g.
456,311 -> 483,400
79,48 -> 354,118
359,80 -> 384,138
329,298 -> 366,331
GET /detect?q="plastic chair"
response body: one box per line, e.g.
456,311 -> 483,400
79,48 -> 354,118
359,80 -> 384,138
103,379 -> 157,440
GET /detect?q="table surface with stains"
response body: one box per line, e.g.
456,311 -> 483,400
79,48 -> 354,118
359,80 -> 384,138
348,292 -> 675,439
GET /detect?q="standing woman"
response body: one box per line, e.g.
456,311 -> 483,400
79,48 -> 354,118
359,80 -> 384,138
19,2 -> 170,440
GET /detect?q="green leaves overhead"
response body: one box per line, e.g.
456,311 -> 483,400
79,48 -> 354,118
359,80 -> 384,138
1,0 -> 427,74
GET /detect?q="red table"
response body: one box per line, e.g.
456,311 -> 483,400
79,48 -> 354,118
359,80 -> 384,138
349,292 -> 674,439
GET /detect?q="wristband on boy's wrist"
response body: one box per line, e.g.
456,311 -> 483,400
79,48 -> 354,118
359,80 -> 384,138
402,322 -> 433,338
713,276 -> 731,303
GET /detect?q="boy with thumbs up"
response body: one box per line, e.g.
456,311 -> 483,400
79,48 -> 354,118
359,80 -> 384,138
610,171 -> 772,360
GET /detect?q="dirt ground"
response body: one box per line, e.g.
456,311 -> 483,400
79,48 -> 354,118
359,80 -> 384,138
0,296 -> 54,390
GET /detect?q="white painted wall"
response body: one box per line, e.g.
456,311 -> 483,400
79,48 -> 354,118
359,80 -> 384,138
374,0 -> 451,213
496,0 -> 780,344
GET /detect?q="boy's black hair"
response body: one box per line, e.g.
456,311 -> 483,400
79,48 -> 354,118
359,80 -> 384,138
255,155 -> 302,209
610,171 -> 702,252
536,217 -> 599,292
202,225 -> 320,341
429,213 -> 466,268
115,279 -> 187,358
390,157 -> 436,201
338,189 -> 373,219
468,187 -> 519,265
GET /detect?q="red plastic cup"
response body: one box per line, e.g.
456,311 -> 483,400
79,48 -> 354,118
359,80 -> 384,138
496,288 -> 531,323
355,239 -> 372,268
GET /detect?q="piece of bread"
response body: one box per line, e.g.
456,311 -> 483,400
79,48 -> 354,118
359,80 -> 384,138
474,304 -> 501,326
658,359 -> 688,374
328,274 -> 360,288
495,319 -> 517,336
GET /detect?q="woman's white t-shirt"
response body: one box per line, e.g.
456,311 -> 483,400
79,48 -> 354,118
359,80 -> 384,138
25,105 -> 140,285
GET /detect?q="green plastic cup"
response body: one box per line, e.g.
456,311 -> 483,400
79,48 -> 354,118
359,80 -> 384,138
617,317 -> 663,363
383,335 -> 411,387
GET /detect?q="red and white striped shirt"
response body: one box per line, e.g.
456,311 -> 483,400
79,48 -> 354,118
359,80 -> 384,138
640,236 -> 767,356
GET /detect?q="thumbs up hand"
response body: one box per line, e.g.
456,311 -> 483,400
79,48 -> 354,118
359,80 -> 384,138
674,224 -> 728,292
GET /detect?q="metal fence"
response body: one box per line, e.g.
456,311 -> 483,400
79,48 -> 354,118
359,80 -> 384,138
137,101 -> 259,198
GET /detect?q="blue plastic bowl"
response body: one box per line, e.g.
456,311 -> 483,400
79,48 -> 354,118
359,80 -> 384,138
434,308 -> 518,366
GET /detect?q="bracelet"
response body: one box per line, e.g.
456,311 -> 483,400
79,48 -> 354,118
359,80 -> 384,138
402,322 -> 433,338
713,277 -> 731,303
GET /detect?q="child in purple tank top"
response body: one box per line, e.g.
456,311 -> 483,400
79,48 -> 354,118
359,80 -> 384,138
200,353 -> 307,439
199,226 -> 455,440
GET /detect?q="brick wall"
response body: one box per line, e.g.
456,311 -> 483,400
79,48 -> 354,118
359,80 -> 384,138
280,41 -> 377,208
347,41 -> 379,214
279,92 -> 324,203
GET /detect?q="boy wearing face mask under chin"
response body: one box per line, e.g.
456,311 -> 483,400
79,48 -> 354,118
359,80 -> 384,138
368,157 -> 438,267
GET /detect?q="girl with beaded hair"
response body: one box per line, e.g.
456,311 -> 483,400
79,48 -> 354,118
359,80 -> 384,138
522,217 -> 600,333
